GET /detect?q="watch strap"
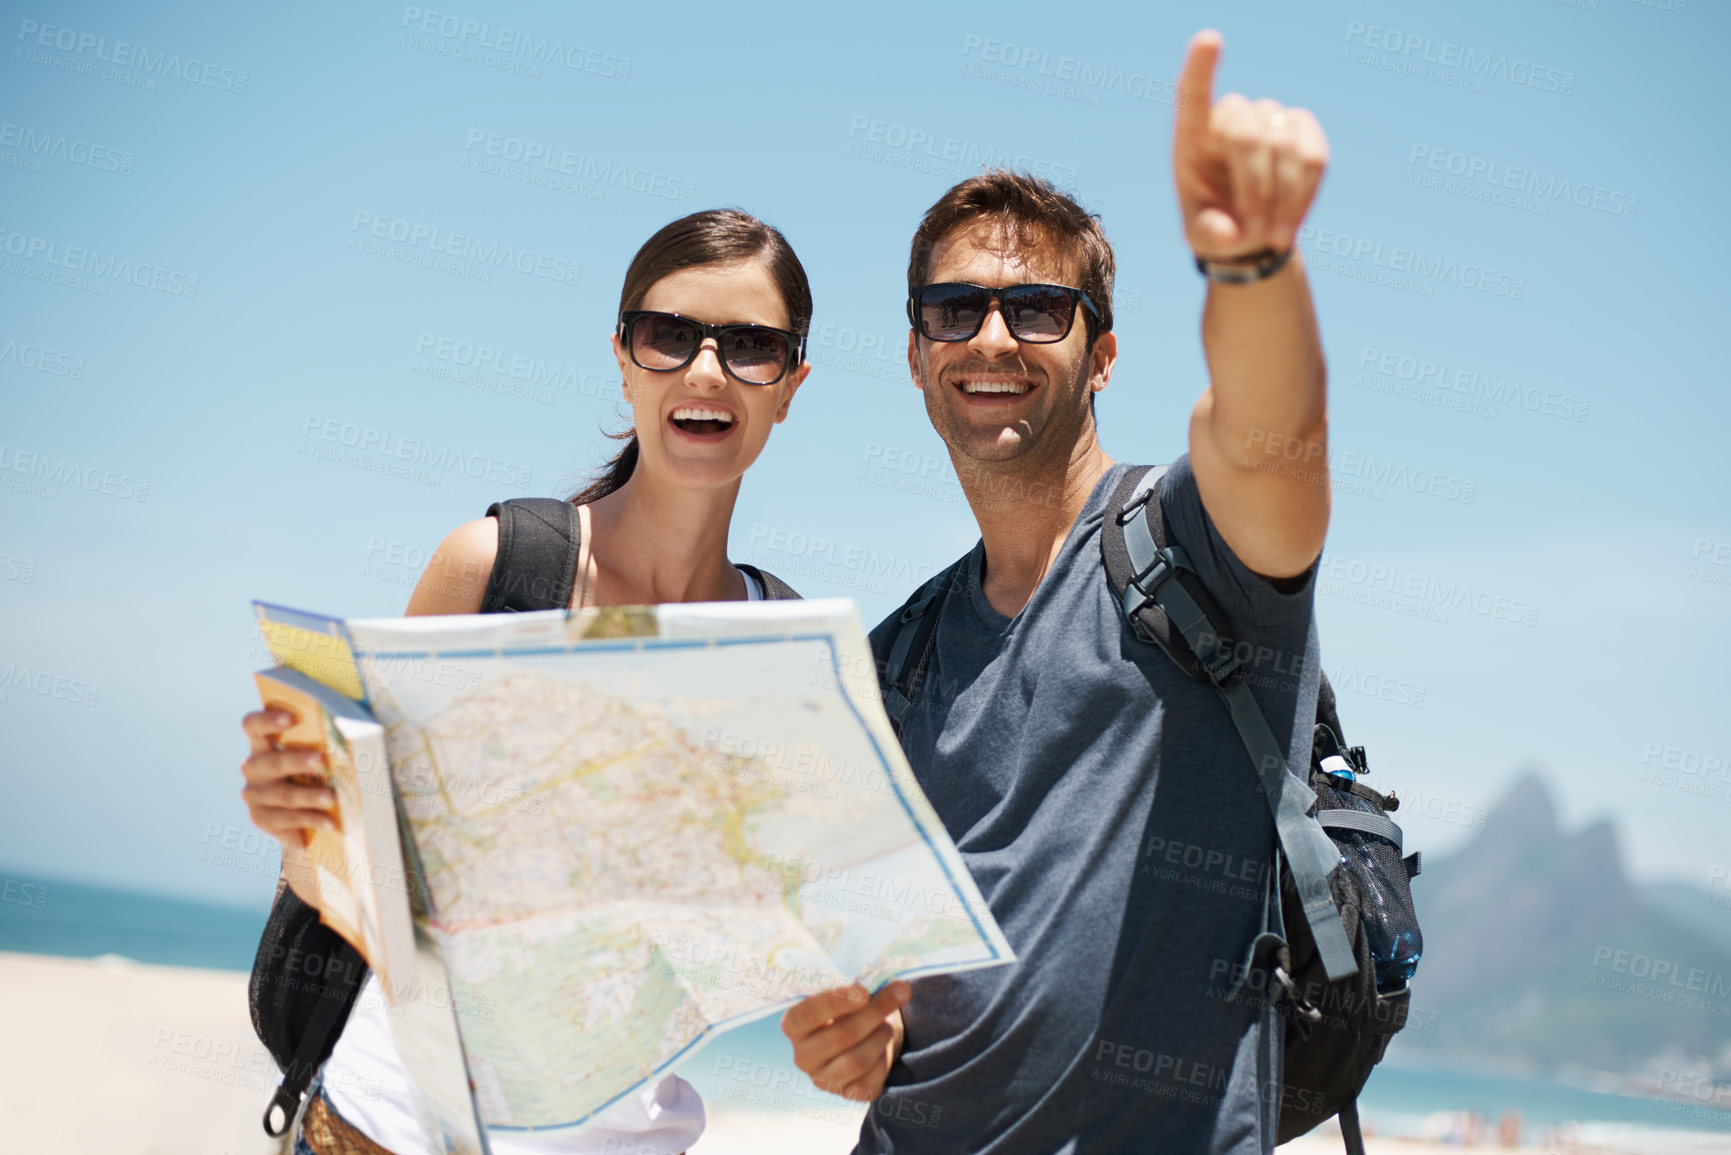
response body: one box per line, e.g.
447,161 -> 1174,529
1194,247 -> 1294,285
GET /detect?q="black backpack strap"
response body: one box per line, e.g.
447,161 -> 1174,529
481,498 -> 583,613
251,881 -> 368,1137
1102,465 -> 1357,983
734,563 -> 802,601
1338,1098 -> 1368,1155
878,563 -> 964,740
261,937 -> 365,1136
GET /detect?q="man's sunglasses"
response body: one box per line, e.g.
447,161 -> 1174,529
907,282 -> 1101,344
617,310 -> 806,386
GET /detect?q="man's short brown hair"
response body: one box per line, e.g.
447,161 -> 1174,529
907,169 -> 1115,342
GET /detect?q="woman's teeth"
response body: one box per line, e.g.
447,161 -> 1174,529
671,406 -> 734,424
670,406 -> 736,435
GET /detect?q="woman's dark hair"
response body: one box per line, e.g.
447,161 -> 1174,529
569,209 -> 813,505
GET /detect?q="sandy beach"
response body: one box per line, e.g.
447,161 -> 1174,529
2,950 -> 1721,1155
0,950 -> 283,1155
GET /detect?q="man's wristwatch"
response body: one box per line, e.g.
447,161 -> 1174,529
1194,247 -> 1293,285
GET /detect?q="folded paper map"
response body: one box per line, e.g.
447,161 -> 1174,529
251,666 -> 414,997
254,596 -> 1013,1139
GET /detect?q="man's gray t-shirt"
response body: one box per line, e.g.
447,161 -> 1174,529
858,457 -> 1322,1154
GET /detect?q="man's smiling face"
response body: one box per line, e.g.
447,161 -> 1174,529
909,220 -> 1106,470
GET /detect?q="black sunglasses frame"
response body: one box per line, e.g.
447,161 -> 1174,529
906,282 -> 1103,344
617,310 -> 808,386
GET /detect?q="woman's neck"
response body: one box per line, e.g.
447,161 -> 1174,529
582,468 -> 745,605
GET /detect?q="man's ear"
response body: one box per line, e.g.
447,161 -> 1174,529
1088,330 -> 1118,394
774,362 -> 811,424
907,330 -> 922,391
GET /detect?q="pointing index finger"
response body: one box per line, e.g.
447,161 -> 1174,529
1175,29 -> 1223,146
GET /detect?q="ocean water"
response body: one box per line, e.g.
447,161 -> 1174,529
0,873 -> 270,972
1358,1061 -> 1731,1139
5,877 -> 1727,1140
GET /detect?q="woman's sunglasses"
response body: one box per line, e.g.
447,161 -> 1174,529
907,282 -> 1101,344
617,311 -> 805,386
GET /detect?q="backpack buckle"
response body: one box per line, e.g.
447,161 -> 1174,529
1120,552 -> 1177,625
1131,549 -> 1179,597
1115,482 -> 1157,525
1272,965 -> 1324,1041
1199,645 -> 1241,685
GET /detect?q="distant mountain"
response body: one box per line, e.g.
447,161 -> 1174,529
1642,880 -> 1731,955
1395,772 -> 1731,1076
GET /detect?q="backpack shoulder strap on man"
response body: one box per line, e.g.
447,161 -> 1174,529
734,563 -> 802,600
253,497 -> 587,1135
1100,464 -> 1357,984
878,561 -> 965,740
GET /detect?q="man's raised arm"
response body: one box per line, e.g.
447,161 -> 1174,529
1173,30 -> 1332,580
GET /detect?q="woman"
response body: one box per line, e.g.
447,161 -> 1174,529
240,208 -> 814,1155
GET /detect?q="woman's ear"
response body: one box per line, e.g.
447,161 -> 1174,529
774,362 -> 811,424
610,333 -> 633,405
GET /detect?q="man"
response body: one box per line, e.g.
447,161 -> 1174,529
781,29 -> 1336,1154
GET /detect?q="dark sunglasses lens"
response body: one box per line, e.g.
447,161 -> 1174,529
1002,286 -> 1075,342
919,286 -> 989,341
632,314 -> 701,369
720,328 -> 791,384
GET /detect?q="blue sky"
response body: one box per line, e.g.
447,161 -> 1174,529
1,0 -> 1727,910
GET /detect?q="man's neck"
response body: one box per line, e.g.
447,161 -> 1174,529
957,434 -> 1114,619
586,469 -> 744,604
